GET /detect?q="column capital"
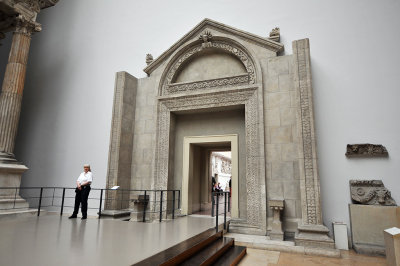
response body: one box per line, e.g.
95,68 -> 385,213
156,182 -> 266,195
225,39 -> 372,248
14,15 -> 42,36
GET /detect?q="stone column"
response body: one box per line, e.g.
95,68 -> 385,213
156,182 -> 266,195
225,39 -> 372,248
293,39 -> 335,249
0,17 -> 40,208
0,17 -> 39,157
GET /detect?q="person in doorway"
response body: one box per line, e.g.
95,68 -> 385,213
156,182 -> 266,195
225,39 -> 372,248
211,175 -> 216,192
69,164 -> 93,220
229,176 -> 232,197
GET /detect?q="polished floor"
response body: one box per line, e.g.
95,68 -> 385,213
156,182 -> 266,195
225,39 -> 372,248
239,248 -> 386,266
0,215 -> 219,266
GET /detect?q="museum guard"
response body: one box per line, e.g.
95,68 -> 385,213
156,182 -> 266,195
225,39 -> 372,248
69,164 -> 93,220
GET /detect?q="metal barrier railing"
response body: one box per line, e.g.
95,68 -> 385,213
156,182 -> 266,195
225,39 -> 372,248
211,191 -> 231,232
0,187 -> 180,222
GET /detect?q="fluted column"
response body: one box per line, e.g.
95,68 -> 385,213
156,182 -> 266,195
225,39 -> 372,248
0,17 -> 38,156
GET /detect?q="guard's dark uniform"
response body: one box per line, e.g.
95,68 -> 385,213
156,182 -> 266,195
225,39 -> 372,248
70,170 -> 93,219
73,185 -> 91,218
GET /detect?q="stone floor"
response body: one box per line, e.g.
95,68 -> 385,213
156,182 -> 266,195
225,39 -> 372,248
239,248 -> 386,266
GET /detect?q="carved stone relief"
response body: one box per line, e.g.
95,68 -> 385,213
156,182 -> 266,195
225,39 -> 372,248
350,180 -> 396,206
346,144 -> 388,157
161,40 -> 256,96
154,86 -> 264,227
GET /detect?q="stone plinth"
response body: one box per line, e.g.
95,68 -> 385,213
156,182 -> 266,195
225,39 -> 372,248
269,199 -> 285,241
349,204 -> 400,256
384,227 -> 400,266
0,154 -> 28,211
130,194 -> 150,222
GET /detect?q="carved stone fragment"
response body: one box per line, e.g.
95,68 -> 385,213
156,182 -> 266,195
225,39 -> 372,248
350,180 -> 396,206
346,144 -> 388,157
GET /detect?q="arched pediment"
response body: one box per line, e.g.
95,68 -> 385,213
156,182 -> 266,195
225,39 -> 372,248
159,36 -> 257,96
173,50 -> 247,83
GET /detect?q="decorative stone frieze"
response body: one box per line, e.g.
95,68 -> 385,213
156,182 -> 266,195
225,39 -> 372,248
346,144 -> 388,158
166,74 -> 249,95
350,180 -> 396,206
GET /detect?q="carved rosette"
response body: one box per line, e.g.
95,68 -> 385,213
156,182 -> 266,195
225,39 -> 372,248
350,180 -> 396,206
161,40 -> 256,96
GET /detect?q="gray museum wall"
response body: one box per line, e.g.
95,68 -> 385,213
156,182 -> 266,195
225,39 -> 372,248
0,0 -> 399,234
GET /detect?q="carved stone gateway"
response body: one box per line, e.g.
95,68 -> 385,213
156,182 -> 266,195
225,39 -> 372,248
350,180 -> 397,206
107,18 -> 336,252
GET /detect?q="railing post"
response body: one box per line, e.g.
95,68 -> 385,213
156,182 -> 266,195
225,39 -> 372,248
228,191 -> 231,212
142,190 -> 147,222
178,190 -> 180,209
37,188 -> 43,216
51,187 -> 55,206
60,188 -> 66,216
172,190 -> 175,219
159,191 -> 163,222
98,189 -> 103,218
13,187 -> 17,209
224,192 -> 227,230
211,193 -> 215,217
216,193 -> 219,232
120,189 -> 123,210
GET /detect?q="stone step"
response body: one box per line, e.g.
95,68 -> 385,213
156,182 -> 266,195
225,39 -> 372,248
0,208 -> 43,221
0,198 -> 29,210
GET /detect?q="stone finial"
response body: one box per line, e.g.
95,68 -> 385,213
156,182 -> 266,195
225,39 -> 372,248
268,27 -> 280,42
350,180 -> 397,206
146,54 -> 153,65
199,31 -> 213,49
346,144 -> 388,157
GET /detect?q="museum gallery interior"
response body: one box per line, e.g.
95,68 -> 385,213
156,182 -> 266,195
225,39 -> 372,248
0,0 -> 399,265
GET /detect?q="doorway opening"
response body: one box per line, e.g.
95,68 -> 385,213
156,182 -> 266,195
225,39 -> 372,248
181,135 -> 238,218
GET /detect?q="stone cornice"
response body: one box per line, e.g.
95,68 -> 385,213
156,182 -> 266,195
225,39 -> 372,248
144,18 -> 284,75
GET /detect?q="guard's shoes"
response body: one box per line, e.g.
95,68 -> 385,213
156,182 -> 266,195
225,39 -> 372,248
81,216 -> 87,220
68,215 -> 77,219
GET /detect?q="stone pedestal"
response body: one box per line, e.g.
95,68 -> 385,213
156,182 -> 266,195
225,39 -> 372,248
269,199 -> 285,241
0,153 -> 29,211
350,204 -> 400,256
384,227 -> 400,266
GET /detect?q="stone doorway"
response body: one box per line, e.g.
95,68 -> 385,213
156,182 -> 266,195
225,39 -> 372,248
181,135 -> 238,218
189,149 -> 232,216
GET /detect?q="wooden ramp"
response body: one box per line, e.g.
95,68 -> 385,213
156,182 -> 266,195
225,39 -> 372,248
134,230 -> 246,266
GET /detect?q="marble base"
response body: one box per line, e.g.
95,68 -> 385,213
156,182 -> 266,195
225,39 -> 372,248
229,219 -> 266,235
295,224 -> 335,249
349,204 -> 400,256
0,153 -> 29,214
